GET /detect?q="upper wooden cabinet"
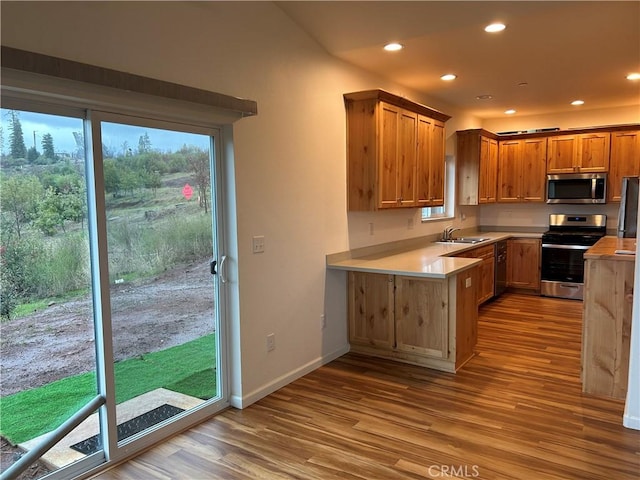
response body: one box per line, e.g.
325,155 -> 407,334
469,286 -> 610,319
457,129 -> 498,205
345,90 -> 451,211
608,130 -> 640,201
417,116 -> 447,207
497,138 -> 547,203
547,132 -> 611,173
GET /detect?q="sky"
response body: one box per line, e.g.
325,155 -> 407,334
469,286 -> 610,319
0,109 -> 210,157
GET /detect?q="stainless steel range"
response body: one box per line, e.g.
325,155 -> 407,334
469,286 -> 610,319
540,214 -> 607,300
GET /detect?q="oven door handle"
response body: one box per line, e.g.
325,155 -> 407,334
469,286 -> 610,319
542,243 -> 591,250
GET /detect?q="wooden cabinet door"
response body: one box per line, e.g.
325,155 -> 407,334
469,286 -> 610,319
608,130 -> 640,201
479,137 -> 498,203
497,140 -> 522,202
397,110 -> 418,206
429,120 -> 446,206
521,138 -> 547,202
395,276 -> 448,359
416,115 -> 433,206
479,257 -> 495,304
348,272 -> 395,349
547,135 -> 578,173
507,238 -> 541,291
578,133 -> 610,172
417,116 -> 445,207
378,103 -> 401,208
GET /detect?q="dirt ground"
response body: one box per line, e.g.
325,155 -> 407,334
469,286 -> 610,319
0,259 -> 216,478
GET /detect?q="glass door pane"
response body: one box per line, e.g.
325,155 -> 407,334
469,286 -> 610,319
98,120 -> 219,445
0,108 -> 102,477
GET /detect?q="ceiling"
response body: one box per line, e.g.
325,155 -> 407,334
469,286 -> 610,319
276,1 -> 640,119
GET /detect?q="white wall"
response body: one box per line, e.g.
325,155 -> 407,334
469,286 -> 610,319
0,1 -> 480,406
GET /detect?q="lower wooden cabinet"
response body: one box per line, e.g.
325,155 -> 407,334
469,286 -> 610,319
453,244 -> 495,305
507,238 -> 541,293
395,276 -> 449,359
348,272 -> 395,349
347,268 -> 478,372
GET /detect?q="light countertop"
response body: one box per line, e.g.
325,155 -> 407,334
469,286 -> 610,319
327,231 -> 542,279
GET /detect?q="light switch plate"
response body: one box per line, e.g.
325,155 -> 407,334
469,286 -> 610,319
252,235 -> 265,253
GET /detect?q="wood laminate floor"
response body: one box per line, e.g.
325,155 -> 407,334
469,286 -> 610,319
94,294 -> 640,479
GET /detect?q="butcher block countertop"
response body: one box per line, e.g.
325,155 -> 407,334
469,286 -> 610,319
584,236 -> 637,261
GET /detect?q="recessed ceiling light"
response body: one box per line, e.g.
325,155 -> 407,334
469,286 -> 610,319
383,43 -> 403,52
440,74 -> 457,81
627,73 -> 640,80
485,23 -> 506,33
504,109 -> 516,115
571,100 -> 585,106
476,94 -> 494,100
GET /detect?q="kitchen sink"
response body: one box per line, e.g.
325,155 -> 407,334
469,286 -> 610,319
436,237 -> 491,244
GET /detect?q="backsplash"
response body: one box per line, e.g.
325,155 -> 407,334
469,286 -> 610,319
479,202 -> 621,233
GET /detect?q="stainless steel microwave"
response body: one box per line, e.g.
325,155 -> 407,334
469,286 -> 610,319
546,173 -> 607,204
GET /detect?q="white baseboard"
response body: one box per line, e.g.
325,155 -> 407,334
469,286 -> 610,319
623,412 -> 640,430
229,345 -> 350,409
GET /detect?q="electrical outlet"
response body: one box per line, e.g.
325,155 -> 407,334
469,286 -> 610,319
369,223 -> 374,235
266,333 -> 275,352
465,277 -> 472,288
408,218 -> 415,230
252,235 -> 265,253
320,314 -> 326,330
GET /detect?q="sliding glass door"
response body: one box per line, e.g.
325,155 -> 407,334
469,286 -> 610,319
97,116 -> 222,448
0,106 -> 228,480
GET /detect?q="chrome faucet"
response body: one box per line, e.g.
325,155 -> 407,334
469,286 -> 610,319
443,226 -> 461,240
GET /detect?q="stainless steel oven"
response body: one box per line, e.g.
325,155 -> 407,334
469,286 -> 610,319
540,214 -> 606,300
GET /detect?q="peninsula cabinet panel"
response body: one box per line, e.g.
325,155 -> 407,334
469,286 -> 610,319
348,272 -> 394,349
608,130 -> 640,201
582,257 -> 634,399
497,138 -> 546,203
345,90 -> 450,211
547,133 -> 610,173
507,238 -> 541,293
457,130 -> 498,205
395,276 -> 448,359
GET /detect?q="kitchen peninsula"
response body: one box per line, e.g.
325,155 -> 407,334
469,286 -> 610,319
583,236 -> 636,399
327,232 -> 537,373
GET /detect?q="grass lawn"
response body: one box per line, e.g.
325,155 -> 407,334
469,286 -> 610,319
0,334 -> 216,444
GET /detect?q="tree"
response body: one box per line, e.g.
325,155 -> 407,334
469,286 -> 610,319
27,147 -> 40,163
41,133 -> 56,159
7,110 -> 27,159
35,187 -> 64,235
186,147 -> 211,213
0,174 -> 44,238
138,132 -> 152,154
103,159 -> 121,196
